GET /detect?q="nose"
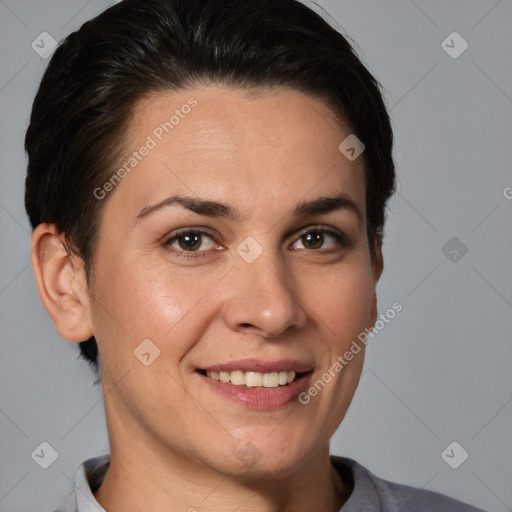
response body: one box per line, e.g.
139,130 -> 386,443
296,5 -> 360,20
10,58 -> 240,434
221,248 -> 308,338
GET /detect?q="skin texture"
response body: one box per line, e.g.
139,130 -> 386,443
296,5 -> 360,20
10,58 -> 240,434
31,86 -> 383,511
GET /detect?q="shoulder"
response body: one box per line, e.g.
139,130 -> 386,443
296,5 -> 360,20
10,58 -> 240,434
330,456 -> 487,512
53,454 -> 109,512
53,492 -> 76,512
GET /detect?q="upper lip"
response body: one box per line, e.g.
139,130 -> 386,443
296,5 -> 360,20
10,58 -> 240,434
199,358 -> 314,373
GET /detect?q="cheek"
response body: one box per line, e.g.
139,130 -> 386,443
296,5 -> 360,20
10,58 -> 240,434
300,265 -> 373,433
89,255 -> 225,363
306,260 -> 375,342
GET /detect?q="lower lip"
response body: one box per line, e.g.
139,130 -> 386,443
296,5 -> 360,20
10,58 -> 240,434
197,372 -> 312,409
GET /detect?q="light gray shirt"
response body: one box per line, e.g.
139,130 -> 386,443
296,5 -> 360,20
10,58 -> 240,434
54,454 -> 486,511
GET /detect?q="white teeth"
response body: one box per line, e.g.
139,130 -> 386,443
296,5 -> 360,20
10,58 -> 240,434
263,372 -> 279,388
245,371 -> 263,387
205,369 -> 297,387
230,370 -> 245,386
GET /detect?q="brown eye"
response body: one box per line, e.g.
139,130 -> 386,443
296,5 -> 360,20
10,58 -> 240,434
291,226 -> 351,251
165,230 -> 216,253
301,231 -> 324,250
177,233 -> 201,251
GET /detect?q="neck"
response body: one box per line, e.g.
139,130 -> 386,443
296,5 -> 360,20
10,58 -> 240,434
94,441 -> 351,512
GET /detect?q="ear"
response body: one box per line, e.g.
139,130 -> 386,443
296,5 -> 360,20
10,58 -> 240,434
30,223 -> 94,342
368,244 -> 384,329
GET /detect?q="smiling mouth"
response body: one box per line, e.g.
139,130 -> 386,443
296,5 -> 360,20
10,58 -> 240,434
198,369 -> 302,388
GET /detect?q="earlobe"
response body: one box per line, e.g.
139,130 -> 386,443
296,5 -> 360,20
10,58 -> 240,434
368,245 -> 384,329
31,223 -> 94,342
373,245 -> 384,283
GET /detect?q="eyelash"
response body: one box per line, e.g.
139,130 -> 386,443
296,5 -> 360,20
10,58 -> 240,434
163,225 -> 352,259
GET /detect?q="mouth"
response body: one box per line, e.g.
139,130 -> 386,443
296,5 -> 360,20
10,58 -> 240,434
198,369 -> 303,388
195,360 -> 313,409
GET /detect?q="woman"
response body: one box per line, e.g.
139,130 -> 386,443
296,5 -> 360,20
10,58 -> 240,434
25,0 -> 485,510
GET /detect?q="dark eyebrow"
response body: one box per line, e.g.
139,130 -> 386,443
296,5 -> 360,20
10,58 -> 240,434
292,193 -> 362,223
135,192 -> 362,224
136,194 -> 243,221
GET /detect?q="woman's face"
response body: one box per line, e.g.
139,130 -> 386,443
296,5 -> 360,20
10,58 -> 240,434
86,86 -> 381,477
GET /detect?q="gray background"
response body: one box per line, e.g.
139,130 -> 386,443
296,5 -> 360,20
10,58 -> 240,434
0,0 -> 511,510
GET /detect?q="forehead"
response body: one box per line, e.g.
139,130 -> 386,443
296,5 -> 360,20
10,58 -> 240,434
105,85 -> 366,223
130,85 -> 349,152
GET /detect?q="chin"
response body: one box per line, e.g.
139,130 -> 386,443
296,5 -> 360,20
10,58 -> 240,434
203,431 -> 318,480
